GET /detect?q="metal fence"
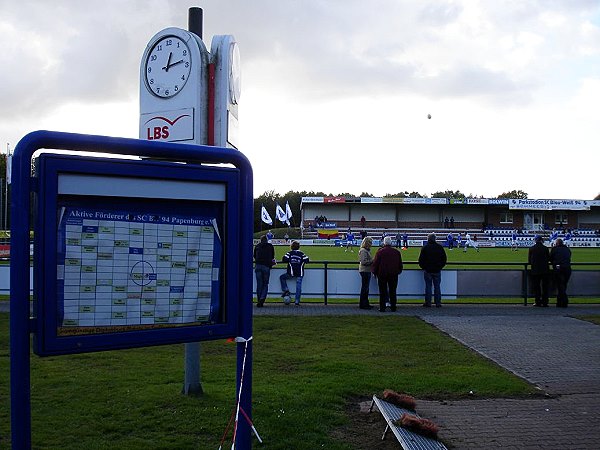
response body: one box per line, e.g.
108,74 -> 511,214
258,261 -> 600,305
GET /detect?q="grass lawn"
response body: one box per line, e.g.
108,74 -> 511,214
0,313 -> 539,449
575,315 -> 600,325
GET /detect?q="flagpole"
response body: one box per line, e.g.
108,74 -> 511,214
4,143 -> 9,230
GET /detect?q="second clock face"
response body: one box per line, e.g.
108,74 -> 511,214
145,35 -> 191,98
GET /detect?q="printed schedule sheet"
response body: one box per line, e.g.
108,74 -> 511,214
56,207 -> 221,331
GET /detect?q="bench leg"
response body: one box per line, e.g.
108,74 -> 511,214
381,424 -> 389,440
369,399 -> 375,413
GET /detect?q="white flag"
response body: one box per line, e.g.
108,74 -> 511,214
275,203 -> 288,224
6,153 -> 11,185
261,206 -> 273,225
285,201 -> 293,221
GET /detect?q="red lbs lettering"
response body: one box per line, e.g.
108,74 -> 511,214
147,126 -> 170,140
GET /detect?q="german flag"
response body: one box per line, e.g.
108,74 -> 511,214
318,228 -> 339,239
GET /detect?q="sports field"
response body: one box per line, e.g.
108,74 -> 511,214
273,244 -> 600,269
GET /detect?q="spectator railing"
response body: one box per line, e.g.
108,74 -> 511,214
268,261 -> 600,306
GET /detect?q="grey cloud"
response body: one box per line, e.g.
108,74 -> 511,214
418,2 -> 463,26
425,65 -> 535,105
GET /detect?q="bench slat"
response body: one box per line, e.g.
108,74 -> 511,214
372,395 -> 447,450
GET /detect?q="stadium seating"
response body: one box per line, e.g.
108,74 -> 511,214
300,225 -> 600,247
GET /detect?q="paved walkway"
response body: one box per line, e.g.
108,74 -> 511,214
254,303 -> 600,449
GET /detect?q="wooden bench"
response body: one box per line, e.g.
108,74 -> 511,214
370,395 -> 447,450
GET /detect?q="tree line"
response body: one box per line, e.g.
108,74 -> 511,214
253,189 -> 531,231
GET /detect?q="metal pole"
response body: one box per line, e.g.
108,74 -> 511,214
4,143 -> 9,230
523,263 -> 528,306
324,262 -> 328,305
0,177 -> 3,232
182,343 -> 203,396
188,7 -> 203,39
182,6 -> 205,398
10,138 -> 33,449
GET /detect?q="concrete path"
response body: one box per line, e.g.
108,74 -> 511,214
253,303 -> 600,449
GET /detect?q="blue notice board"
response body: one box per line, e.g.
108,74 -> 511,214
32,148 -> 246,355
10,131 -> 254,449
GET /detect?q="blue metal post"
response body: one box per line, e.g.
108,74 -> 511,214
10,133 -> 35,449
234,151 -> 253,449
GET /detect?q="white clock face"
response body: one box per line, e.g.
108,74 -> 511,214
145,35 -> 191,98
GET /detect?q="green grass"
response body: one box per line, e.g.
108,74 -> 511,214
274,245 -> 600,269
0,313 -> 538,449
575,315 -> 600,325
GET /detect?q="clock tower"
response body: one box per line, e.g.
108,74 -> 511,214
139,27 -> 209,144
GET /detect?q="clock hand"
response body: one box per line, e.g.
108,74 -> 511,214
162,52 -> 173,72
168,59 -> 184,68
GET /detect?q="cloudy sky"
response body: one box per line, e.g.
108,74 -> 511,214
1,0 -> 599,200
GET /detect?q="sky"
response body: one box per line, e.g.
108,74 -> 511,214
1,0 -> 599,200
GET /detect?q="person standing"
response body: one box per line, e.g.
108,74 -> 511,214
564,229 -> 573,247
418,233 -> 447,308
550,238 -> 572,308
266,229 -> 274,242
511,229 -> 519,251
446,232 -> 454,250
253,235 -> 275,307
528,235 -> 550,307
372,236 -> 403,312
345,230 -> 356,252
395,231 -> 402,248
549,228 -> 559,247
360,215 -> 366,228
463,233 -> 479,252
402,232 -> 409,249
280,241 -> 310,306
358,237 -> 374,309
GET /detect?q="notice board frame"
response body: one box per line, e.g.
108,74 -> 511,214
35,153 -> 239,355
10,130 -> 254,449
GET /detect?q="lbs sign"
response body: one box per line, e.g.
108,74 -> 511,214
141,107 -> 194,142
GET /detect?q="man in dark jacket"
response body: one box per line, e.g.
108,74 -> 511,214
550,238 -> 572,308
254,235 -> 275,307
418,233 -> 448,308
528,235 -> 550,307
372,236 -> 403,312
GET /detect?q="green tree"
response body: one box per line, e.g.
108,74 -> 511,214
383,191 -> 424,198
430,190 -> 466,199
496,190 -> 528,199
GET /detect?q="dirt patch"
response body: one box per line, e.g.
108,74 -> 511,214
330,397 -> 402,449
